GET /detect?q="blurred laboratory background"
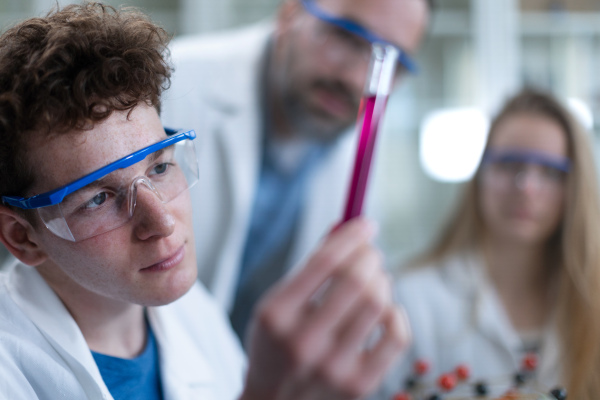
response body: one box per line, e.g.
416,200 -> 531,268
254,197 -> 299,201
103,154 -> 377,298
1,0 -> 599,269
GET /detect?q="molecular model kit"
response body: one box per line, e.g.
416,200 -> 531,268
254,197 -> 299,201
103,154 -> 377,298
391,354 -> 567,400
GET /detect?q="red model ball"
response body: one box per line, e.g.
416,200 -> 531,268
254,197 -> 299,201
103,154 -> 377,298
414,359 -> 430,376
522,353 -> 538,371
455,364 -> 470,381
437,373 -> 457,391
392,392 -> 412,400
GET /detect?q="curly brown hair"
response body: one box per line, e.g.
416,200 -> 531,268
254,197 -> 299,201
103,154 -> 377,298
0,2 -> 172,200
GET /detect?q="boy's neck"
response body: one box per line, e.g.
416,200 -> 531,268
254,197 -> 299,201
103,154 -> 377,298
78,303 -> 146,358
36,262 -> 147,359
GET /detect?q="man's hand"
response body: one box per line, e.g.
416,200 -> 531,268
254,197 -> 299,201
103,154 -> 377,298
240,218 -> 411,400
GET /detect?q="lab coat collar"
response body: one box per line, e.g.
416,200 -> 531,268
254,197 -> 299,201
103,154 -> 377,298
147,302 -> 219,400
7,261 -> 222,399
441,252 -> 527,351
7,261 -> 110,399
202,26 -> 270,311
441,252 -> 562,384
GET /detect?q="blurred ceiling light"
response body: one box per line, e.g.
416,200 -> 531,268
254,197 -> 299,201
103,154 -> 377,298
566,97 -> 594,131
420,108 -> 489,183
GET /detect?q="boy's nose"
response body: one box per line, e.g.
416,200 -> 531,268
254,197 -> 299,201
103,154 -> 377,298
128,177 -> 163,217
130,177 -> 175,240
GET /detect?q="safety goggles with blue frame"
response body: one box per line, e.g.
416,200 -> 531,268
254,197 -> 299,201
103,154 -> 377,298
479,148 -> 570,191
2,128 -> 199,242
301,0 -> 418,74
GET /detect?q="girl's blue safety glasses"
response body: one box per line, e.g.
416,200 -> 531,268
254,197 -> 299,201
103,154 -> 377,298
480,148 -> 570,192
2,129 -> 199,242
301,0 -> 418,74
481,149 -> 571,173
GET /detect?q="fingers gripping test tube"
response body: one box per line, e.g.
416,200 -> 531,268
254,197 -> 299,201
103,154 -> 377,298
342,43 -> 399,222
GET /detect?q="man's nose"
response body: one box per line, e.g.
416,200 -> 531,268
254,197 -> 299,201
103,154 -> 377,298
130,177 -> 175,240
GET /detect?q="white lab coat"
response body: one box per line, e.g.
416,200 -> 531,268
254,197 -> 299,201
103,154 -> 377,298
373,252 -> 563,398
0,259 -> 245,400
161,23 -> 356,312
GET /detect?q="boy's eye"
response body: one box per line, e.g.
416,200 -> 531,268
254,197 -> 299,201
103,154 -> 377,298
152,163 -> 169,175
83,192 -> 108,209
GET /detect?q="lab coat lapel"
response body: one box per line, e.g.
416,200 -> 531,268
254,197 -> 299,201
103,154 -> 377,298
537,320 -> 562,387
148,307 -> 219,400
446,254 -> 523,366
288,130 -> 356,272
476,280 -> 523,365
474,268 -> 563,385
204,48 -> 263,311
7,263 -> 110,400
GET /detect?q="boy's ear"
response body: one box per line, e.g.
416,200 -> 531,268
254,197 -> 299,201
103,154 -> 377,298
0,205 -> 47,266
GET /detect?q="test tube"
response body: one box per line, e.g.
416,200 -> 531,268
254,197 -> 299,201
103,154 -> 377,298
341,43 -> 399,222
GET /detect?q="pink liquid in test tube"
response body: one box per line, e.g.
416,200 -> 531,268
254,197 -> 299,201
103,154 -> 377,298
342,94 -> 388,221
341,44 -> 398,223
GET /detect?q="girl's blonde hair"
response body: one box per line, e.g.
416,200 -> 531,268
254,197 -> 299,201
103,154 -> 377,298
414,88 -> 600,398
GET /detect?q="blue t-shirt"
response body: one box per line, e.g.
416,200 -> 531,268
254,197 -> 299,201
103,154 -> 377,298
92,323 -> 163,400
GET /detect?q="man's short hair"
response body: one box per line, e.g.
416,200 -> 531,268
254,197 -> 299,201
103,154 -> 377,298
0,2 -> 172,201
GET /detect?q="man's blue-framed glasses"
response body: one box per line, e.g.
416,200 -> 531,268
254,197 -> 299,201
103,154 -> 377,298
301,0 -> 418,74
2,129 -> 199,242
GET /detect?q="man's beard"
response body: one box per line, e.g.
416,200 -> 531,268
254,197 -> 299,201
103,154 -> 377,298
282,78 -> 361,144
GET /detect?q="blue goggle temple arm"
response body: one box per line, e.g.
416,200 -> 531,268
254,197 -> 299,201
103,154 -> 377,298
301,0 -> 418,73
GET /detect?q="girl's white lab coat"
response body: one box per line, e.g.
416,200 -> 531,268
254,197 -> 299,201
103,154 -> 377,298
374,252 -> 563,398
0,260 -> 245,400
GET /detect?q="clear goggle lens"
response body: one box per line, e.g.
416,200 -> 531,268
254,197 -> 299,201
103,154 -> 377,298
37,138 -> 198,242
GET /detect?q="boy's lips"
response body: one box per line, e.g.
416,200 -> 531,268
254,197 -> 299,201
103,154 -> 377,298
141,245 -> 185,272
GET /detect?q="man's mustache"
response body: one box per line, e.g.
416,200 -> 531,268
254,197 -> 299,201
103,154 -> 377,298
312,80 -> 360,111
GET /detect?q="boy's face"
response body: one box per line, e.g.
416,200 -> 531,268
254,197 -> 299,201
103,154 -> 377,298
24,104 -> 198,307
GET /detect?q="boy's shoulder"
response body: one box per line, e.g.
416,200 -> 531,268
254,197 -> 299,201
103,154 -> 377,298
0,262 -> 246,399
0,262 -> 91,398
